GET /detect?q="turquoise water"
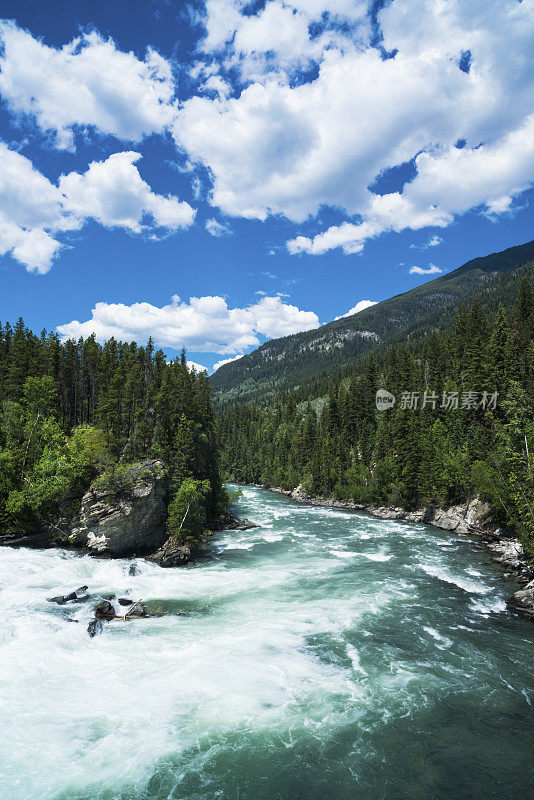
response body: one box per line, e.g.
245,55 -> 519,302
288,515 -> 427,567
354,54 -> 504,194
0,485 -> 532,800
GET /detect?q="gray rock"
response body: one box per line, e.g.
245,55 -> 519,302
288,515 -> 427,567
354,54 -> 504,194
48,585 -> 89,604
146,537 -> 193,568
212,514 -> 259,531
94,600 -> 114,618
68,460 -> 167,557
87,619 -> 103,638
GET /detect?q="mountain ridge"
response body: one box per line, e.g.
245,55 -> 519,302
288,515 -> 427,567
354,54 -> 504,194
210,239 -> 534,403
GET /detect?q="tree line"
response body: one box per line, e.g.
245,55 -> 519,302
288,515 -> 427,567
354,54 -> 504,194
218,279 -> 534,558
0,321 -> 226,544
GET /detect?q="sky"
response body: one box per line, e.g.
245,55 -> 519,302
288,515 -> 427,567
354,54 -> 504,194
0,0 -> 533,372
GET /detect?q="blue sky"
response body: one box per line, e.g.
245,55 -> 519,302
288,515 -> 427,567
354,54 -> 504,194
0,0 -> 533,371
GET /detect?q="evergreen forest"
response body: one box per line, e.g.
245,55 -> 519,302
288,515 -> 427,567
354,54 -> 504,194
0,323 -> 226,543
218,278 -> 534,559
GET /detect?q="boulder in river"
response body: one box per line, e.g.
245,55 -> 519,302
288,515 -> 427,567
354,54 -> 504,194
146,537 -> 193,567
87,618 -> 103,638
48,585 -> 89,604
211,514 -> 259,531
94,600 -> 115,619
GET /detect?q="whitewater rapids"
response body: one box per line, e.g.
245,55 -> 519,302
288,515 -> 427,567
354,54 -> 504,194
0,485 -> 532,800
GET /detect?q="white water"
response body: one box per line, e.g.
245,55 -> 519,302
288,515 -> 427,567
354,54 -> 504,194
0,486 -> 532,800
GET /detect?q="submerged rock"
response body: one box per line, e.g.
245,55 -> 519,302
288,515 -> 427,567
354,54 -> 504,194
87,618 -> 103,638
68,460 -> 168,557
48,585 -> 89,604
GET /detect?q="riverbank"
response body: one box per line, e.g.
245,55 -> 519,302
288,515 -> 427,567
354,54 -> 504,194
0,460 -> 256,566
244,482 -> 534,621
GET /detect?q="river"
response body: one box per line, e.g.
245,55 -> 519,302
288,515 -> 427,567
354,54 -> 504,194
0,485 -> 532,800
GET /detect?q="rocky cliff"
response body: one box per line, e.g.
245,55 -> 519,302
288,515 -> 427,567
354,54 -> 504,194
67,460 -> 168,556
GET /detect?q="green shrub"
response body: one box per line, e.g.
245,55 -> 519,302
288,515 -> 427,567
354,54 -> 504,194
167,478 -> 211,546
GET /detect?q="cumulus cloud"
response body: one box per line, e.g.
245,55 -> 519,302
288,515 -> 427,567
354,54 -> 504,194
205,218 -> 232,237
2,0 -> 533,267
409,264 -> 442,276
0,143 -> 195,272
56,294 -> 319,353
0,22 -> 175,149
173,0 -> 534,248
213,353 -> 245,371
186,360 -> 208,372
198,0 -> 369,81
334,299 -> 378,320
288,113 -> 534,255
59,151 -> 196,232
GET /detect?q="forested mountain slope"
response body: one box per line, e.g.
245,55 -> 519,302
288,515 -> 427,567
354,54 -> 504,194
218,278 -> 534,559
211,240 -> 534,404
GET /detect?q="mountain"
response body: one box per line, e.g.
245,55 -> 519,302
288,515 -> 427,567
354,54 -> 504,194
210,240 -> 534,404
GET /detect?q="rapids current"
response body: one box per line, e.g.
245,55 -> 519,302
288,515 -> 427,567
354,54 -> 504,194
0,485 -> 532,800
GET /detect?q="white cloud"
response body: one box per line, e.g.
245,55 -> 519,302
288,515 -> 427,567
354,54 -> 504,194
410,234 -> 443,249
2,0 -> 533,268
288,113 -> 534,255
409,264 -> 442,275
198,0 -> 369,81
213,353 -> 245,371
59,151 -> 195,232
205,218 -> 232,237
56,294 -> 319,353
0,22 -> 175,149
199,74 -> 232,100
187,360 -> 208,372
173,0 -> 534,249
0,143 -> 195,272
334,299 -> 378,320
0,142 -> 69,273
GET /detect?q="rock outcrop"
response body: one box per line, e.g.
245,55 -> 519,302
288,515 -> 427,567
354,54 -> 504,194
509,578 -> 534,620
68,460 -> 168,557
288,484 -> 492,534
146,538 -> 193,568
